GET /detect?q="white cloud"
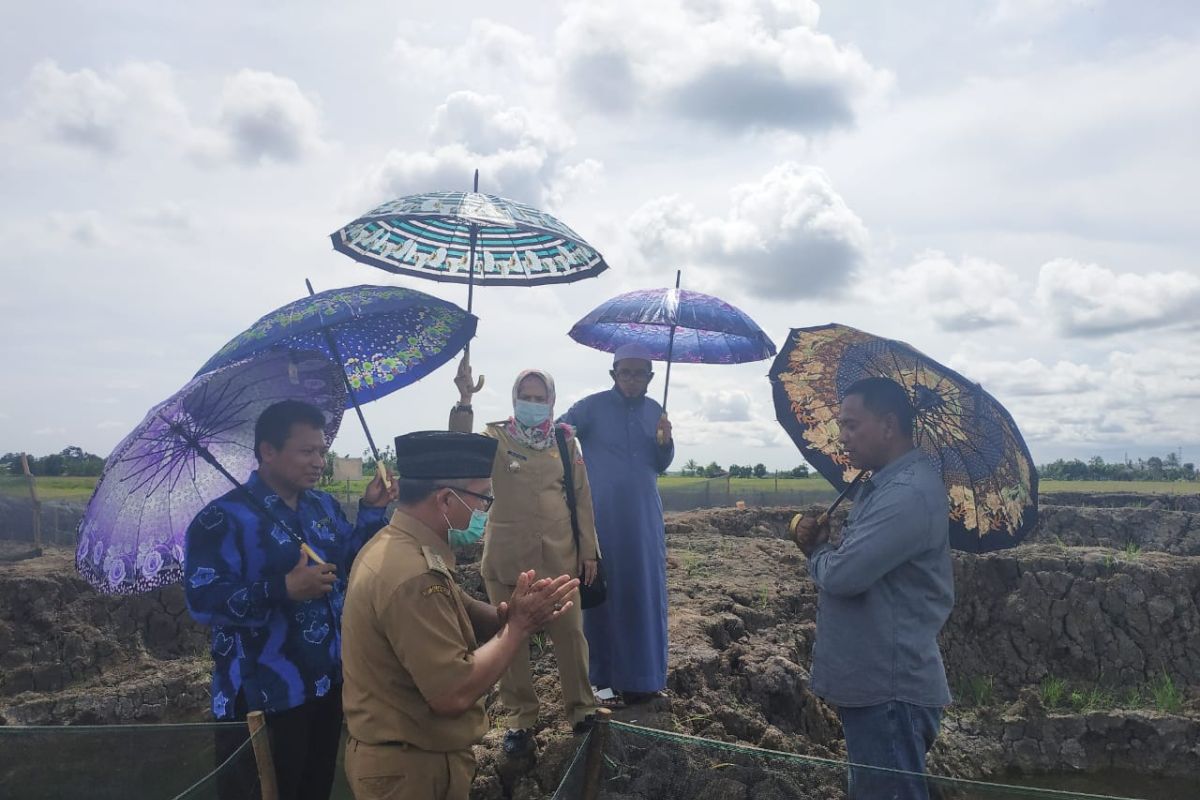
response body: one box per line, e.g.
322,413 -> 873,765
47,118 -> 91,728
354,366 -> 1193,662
554,0 -> 890,133
20,60 -> 326,167
23,60 -> 191,155
951,355 -> 1104,397
352,90 -> 600,208
698,390 -> 754,422
628,162 -> 868,299
210,70 -> 326,165
886,251 -> 1023,331
1035,258 -> 1200,336
49,210 -> 114,247
988,0 -> 1096,27
392,19 -> 554,93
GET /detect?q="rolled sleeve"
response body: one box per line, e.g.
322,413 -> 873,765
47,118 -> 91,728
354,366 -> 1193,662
384,576 -> 476,703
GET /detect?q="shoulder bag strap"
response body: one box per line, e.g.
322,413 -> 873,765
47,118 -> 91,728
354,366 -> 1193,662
555,427 -> 583,553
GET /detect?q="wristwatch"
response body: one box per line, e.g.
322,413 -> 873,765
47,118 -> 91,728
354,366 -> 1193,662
452,402 -> 473,413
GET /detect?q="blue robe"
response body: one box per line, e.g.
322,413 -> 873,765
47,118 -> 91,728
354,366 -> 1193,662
560,387 -> 674,692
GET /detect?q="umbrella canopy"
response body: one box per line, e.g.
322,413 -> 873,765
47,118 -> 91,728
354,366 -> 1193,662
196,284 -> 476,406
77,349 -> 346,594
569,286 -> 776,364
330,191 -> 609,288
769,323 -> 1038,552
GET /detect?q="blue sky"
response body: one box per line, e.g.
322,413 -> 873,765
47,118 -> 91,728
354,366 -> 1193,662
1,0 -> 1197,470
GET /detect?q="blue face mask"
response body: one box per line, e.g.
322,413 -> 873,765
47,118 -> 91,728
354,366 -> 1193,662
514,399 -> 551,426
445,491 -> 488,547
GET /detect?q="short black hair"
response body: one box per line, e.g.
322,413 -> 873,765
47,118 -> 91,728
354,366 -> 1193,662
843,377 -> 915,438
254,400 -> 327,461
396,477 -> 469,505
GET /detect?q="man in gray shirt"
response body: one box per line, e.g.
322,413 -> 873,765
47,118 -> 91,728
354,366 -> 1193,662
793,377 -> 954,800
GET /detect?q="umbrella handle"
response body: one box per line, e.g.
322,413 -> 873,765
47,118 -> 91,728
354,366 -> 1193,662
300,543 -> 327,565
788,470 -> 867,539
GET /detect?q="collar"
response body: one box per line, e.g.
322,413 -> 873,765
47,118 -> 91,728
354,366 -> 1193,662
246,469 -> 312,509
610,386 -> 646,406
387,509 -> 456,570
864,447 -> 923,493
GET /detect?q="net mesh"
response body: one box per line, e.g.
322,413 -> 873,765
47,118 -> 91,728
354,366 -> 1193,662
551,721 -> 1159,800
0,722 -> 264,800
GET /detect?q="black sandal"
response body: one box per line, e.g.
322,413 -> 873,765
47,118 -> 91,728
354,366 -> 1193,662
502,728 -> 534,756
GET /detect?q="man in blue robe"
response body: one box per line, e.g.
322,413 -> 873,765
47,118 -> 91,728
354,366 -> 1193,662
559,343 -> 674,703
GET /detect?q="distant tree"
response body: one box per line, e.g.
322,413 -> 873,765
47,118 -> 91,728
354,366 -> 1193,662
1146,457 -> 1164,480
790,464 -> 810,478
753,463 -> 768,479
362,445 -> 396,476
703,461 -> 724,478
682,458 -> 700,477
1184,463 -> 1196,480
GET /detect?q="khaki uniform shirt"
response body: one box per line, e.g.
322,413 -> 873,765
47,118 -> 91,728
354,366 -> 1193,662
451,410 -> 600,586
342,510 -> 487,752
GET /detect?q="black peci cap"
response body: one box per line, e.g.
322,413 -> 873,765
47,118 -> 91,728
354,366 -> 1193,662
393,431 -> 497,480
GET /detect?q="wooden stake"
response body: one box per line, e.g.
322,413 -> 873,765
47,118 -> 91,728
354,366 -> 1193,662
19,454 -> 41,549
582,707 -> 612,800
246,711 -> 279,800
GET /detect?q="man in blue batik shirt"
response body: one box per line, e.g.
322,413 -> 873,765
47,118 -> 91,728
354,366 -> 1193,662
185,400 -> 395,800
792,378 -> 954,800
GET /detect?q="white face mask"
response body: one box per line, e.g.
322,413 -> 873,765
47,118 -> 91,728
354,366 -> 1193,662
514,399 -> 551,426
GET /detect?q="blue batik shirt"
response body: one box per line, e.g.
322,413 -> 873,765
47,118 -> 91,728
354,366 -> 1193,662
184,470 -> 388,720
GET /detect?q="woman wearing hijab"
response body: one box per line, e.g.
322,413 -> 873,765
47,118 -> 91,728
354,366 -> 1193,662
448,357 -> 600,755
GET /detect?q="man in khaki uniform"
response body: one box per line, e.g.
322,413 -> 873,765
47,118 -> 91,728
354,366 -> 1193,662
342,430 -> 579,800
450,363 -> 600,754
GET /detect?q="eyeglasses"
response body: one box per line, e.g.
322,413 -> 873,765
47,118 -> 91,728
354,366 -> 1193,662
612,368 -> 653,380
441,486 -> 494,511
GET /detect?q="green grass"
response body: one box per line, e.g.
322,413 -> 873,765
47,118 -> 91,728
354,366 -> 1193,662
1149,671 -> 1182,713
1040,676 -> 1066,708
1039,480 -> 1200,495
658,474 -> 837,491
0,476 -> 100,501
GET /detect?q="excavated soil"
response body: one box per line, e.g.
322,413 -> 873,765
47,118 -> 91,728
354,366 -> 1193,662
2,495 -> 1200,799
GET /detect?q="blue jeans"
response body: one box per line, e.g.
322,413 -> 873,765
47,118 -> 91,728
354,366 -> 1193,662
838,701 -> 942,800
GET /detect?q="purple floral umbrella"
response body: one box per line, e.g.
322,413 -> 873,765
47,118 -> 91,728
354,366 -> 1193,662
568,272 -> 776,412
76,349 -> 346,595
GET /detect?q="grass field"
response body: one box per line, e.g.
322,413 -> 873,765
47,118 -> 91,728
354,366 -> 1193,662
2,475 -> 1198,504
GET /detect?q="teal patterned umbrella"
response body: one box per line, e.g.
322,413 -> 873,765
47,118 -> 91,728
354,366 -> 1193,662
330,173 -> 609,313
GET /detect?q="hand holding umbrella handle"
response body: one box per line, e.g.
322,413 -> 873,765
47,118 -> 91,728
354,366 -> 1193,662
300,543 -> 327,565
656,412 -> 672,446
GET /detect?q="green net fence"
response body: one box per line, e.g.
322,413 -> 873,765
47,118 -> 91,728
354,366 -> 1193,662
0,722 -> 264,800
551,721 -> 1185,800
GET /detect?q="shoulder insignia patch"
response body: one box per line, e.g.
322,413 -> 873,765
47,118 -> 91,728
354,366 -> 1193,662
421,545 -> 454,579
421,583 -> 451,598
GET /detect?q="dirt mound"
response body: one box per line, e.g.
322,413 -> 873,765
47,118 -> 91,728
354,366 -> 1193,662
0,547 -> 208,724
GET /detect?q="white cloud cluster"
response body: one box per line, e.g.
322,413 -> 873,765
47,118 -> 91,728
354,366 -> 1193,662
887,251 -> 1024,332
354,90 -> 601,208
1035,258 -> 1200,337
987,0 -> 1096,28
212,70 -> 327,165
20,60 -> 326,166
628,162 -> 868,299
697,389 -> 754,422
555,0 -> 890,133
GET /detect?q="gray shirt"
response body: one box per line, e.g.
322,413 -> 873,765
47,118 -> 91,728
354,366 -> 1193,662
808,448 -> 954,708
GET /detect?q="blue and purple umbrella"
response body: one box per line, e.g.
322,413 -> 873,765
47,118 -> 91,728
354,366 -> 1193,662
196,283 -> 476,480
77,349 -> 346,594
569,274 -> 777,410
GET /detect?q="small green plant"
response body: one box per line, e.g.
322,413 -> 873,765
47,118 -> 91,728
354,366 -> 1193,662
1102,554 -> 1116,570
1068,686 -> 1114,712
530,632 -> 548,657
962,675 -> 994,707
1040,676 -> 1066,708
1150,671 -> 1182,713
755,583 -> 771,610
1124,686 -> 1143,708
1123,541 -> 1142,558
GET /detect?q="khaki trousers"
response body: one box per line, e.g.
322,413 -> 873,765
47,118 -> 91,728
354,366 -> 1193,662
485,577 -> 597,728
345,737 -> 475,800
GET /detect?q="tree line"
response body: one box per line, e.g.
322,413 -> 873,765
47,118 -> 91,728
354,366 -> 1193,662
676,459 -> 811,479
1,447 -> 106,477
1039,453 -> 1195,482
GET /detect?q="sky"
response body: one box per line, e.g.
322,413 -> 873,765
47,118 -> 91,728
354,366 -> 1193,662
1,0 -> 1198,472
